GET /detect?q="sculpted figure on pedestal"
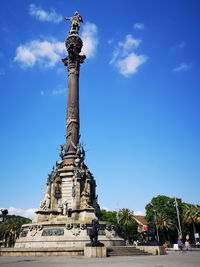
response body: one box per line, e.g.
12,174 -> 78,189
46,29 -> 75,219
54,184 -> 62,200
72,183 -> 76,198
62,201 -> 68,216
40,184 -> 51,210
73,142 -> 87,178
59,145 -> 64,159
80,189 -> 91,209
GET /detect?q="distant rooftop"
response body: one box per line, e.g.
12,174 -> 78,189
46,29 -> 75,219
135,216 -> 148,226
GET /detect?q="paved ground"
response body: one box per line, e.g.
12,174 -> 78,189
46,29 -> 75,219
0,251 -> 199,267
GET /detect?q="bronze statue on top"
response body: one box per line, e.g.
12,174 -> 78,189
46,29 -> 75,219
65,11 -> 83,34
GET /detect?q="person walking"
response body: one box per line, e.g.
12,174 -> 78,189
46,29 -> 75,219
185,240 -> 190,251
178,239 -> 183,252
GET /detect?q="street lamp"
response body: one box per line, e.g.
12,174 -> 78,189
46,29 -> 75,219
153,209 -> 159,242
174,197 -> 182,238
116,203 -> 119,224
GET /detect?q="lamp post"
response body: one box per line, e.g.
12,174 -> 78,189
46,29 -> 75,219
116,204 -> 119,224
174,197 -> 182,238
153,209 -> 159,242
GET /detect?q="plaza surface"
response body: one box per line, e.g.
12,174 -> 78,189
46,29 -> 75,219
0,251 -> 199,267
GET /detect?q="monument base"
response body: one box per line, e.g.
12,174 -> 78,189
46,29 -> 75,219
84,246 -> 106,258
15,220 -> 124,249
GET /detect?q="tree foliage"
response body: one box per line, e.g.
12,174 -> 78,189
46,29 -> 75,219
182,204 -> 200,238
101,208 -> 138,243
0,215 -> 31,240
145,195 -> 183,226
145,195 -> 200,243
118,208 -> 135,227
118,209 -> 138,241
101,209 -> 117,223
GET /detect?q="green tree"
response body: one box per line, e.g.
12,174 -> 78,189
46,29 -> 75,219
156,212 -> 174,242
101,208 -> 138,243
182,204 -> 200,240
145,195 -> 183,243
145,195 -> 183,225
118,208 -> 137,242
0,215 -> 31,240
101,209 -> 117,223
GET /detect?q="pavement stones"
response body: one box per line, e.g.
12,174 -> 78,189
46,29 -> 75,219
0,251 -> 199,267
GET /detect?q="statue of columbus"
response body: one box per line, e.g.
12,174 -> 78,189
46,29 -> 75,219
65,11 -> 83,34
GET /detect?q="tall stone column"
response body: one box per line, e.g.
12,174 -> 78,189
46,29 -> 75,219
62,34 -> 86,165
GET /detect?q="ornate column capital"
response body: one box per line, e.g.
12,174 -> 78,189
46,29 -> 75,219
62,34 -> 86,69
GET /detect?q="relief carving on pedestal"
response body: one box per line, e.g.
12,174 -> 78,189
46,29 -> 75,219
66,223 -> 86,236
66,223 -> 73,230
29,225 -> 43,237
71,223 -> 81,236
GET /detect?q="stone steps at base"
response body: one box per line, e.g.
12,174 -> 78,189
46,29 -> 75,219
108,253 -> 149,256
0,247 -> 84,256
107,246 -> 151,257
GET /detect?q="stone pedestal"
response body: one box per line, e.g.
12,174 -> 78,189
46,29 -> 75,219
84,246 -> 107,258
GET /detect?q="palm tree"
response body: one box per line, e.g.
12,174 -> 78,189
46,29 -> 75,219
156,212 -> 174,242
156,213 -> 173,230
118,208 -> 135,241
182,204 -> 200,241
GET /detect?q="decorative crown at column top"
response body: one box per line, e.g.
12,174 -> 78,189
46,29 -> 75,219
65,34 -> 83,54
62,35 -> 86,67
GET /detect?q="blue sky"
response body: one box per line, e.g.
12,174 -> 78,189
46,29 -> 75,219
0,0 -> 200,219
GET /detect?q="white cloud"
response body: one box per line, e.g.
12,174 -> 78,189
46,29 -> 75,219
52,88 -> 66,95
110,34 -> 147,77
29,4 -> 62,23
134,210 -> 146,216
40,90 -> 45,96
117,53 -> 147,76
134,23 -> 144,30
119,34 -> 141,56
173,63 -> 191,72
81,22 -> 98,58
7,207 -> 36,220
14,40 -> 65,68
